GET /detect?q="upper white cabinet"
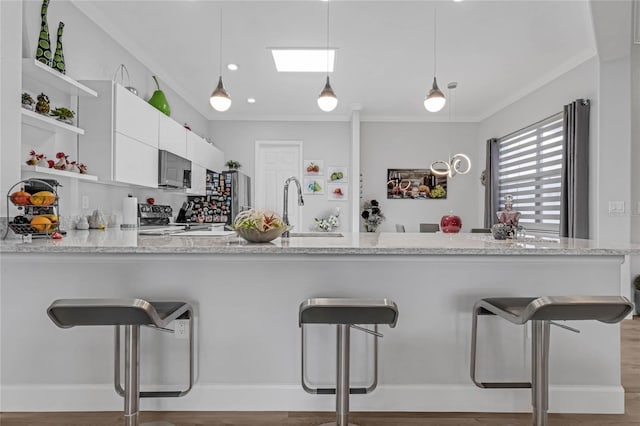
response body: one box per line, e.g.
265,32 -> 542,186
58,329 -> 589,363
158,113 -> 187,158
115,85 -> 159,148
186,164 -> 207,195
186,131 -> 224,172
114,133 -> 159,188
79,81 -> 159,187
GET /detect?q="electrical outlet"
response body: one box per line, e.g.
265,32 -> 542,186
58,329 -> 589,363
81,195 -> 89,209
174,319 -> 189,339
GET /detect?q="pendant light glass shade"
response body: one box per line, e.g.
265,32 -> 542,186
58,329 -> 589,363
318,0 -> 337,112
210,76 -> 231,112
317,76 -> 338,112
424,77 -> 446,112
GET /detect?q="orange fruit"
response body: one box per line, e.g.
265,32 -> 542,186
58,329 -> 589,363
30,216 -> 52,232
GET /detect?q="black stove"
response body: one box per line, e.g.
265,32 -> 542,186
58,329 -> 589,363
138,204 -> 173,227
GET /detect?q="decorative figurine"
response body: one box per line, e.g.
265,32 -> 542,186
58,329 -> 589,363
77,163 -> 88,174
53,152 -> 68,170
26,150 -> 46,166
52,22 -> 65,74
492,194 -> 523,239
35,0 -> 52,65
35,93 -> 50,115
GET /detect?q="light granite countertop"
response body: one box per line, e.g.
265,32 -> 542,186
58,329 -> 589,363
2,229 -> 640,255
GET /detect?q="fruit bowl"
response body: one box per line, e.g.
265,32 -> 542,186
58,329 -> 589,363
235,226 -> 288,243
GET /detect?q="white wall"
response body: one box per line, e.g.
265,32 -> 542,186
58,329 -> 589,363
1,0 -> 23,217
209,120 -> 352,231
477,57 -> 599,232
360,122 -> 480,233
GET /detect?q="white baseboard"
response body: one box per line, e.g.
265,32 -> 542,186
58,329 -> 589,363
0,383 -> 625,414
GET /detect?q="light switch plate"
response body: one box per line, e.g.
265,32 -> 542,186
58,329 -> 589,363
608,201 -> 625,214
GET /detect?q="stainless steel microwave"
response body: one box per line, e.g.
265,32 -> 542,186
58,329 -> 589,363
158,150 -> 191,189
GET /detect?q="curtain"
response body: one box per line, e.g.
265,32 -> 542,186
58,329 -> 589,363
483,138 -> 499,228
560,99 -> 590,239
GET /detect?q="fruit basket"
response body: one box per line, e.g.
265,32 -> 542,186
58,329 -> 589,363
4,178 -> 61,240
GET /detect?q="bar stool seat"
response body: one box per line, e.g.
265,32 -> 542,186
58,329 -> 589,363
47,298 -> 194,426
471,295 -> 632,426
299,298 -> 398,426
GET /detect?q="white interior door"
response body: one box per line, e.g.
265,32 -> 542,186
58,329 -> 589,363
255,141 -> 303,231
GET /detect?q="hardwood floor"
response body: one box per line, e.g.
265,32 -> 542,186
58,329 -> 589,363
2,317 -> 639,425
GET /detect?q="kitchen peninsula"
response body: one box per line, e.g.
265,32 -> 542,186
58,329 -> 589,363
1,231 -> 638,415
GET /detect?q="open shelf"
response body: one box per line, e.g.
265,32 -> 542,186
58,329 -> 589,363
22,165 -> 98,181
22,59 -> 98,98
21,109 -> 85,135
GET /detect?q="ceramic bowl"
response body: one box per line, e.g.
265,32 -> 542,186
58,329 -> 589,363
235,226 -> 287,243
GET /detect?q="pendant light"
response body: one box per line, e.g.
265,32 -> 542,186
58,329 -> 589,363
430,82 -> 471,177
210,10 -> 231,112
424,9 -> 446,113
317,0 -> 337,112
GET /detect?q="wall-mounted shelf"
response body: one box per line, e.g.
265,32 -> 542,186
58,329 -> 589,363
22,59 -> 98,98
21,109 -> 85,135
21,165 -> 98,181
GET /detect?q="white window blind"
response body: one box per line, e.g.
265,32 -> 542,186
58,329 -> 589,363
497,113 -> 563,234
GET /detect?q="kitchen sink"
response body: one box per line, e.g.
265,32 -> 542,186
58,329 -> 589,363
286,232 -> 343,237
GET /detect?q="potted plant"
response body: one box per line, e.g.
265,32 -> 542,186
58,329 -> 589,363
225,160 -> 241,170
50,107 -> 75,124
21,92 -> 35,111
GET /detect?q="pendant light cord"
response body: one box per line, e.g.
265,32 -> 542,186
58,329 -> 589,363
326,0 -> 330,79
433,8 -> 437,77
218,10 -> 223,77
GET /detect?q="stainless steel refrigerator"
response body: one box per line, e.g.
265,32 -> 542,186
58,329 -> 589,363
187,170 -> 252,225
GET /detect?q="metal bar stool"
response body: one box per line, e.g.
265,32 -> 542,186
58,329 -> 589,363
47,298 -> 195,426
470,295 -> 632,426
299,298 -> 399,426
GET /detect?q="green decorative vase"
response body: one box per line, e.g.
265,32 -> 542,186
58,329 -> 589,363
35,0 -> 52,66
52,22 -> 65,74
148,75 -> 171,116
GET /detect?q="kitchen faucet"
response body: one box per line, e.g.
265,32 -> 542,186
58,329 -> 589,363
282,176 -> 304,238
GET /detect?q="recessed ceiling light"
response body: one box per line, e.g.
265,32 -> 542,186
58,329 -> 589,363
247,98 -> 256,104
271,49 -> 335,72
453,0 -> 463,2
227,63 -> 238,71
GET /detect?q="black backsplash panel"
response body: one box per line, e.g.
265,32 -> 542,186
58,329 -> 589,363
186,171 -> 231,223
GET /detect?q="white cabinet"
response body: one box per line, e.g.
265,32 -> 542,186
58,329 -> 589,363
115,85 -> 159,148
158,113 -> 187,157
79,81 -> 158,188
186,131 -> 224,171
186,163 -> 207,195
114,133 -> 158,188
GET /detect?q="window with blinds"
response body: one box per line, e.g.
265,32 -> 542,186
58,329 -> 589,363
497,113 -> 563,234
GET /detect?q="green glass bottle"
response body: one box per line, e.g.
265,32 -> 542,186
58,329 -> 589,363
52,22 -> 65,74
35,0 -> 52,66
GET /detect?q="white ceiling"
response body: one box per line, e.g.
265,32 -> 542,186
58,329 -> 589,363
73,0 -> 596,122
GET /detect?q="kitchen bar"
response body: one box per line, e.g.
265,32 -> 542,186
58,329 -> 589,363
1,231 -> 638,414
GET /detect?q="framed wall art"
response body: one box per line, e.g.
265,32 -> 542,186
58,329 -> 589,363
304,160 -> 324,176
387,168 -> 447,199
327,183 -> 348,201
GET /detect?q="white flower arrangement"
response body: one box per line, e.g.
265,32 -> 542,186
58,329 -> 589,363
314,208 -> 341,232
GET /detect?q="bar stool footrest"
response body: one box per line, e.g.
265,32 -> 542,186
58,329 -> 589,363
478,381 -> 532,389
314,387 -> 369,395
140,390 -> 187,398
